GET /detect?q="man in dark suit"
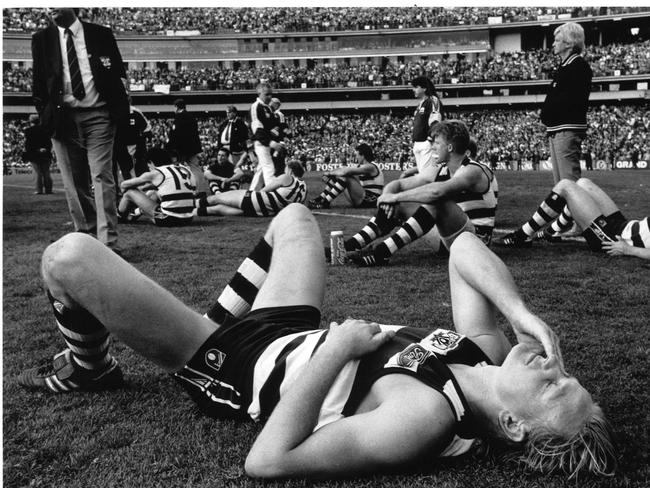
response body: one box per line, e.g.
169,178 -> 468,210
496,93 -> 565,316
167,98 -> 207,195
32,8 -> 129,252
23,114 -> 54,195
216,105 -> 249,168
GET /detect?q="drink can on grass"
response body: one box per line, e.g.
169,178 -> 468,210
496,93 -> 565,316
330,231 -> 346,265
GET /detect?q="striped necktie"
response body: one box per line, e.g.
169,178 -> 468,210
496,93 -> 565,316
65,28 -> 86,100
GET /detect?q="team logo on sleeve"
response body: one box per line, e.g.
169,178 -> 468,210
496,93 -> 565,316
205,348 -> 226,372
421,329 -> 463,355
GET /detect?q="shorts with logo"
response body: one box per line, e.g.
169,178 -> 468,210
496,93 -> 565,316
582,211 -> 626,251
173,305 -> 321,420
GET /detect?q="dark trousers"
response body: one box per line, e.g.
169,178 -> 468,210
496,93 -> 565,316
31,158 -> 53,193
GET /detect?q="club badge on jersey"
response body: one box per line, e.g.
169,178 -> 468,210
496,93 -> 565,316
387,329 -> 465,372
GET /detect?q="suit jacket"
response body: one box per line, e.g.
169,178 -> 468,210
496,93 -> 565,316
216,117 -> 249,153
23,124 -> 53,162
167,110 -> 202,157
31,21 -> 129,138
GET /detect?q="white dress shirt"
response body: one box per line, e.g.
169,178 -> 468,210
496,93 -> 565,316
57,19 -> 103,108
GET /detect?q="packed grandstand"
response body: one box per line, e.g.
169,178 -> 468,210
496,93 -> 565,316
3,6 -> 649,172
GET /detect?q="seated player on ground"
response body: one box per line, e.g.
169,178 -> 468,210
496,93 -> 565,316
195,156 -> 307,217
117,148 -> 196,227
16,203 -> 615,480
204,147 -> 242,194
307,143 -> 384,209
497,178 -> 650,259
344,120 -> 498,267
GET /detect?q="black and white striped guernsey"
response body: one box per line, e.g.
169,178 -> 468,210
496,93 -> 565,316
621,217 -> 650,248
242,176 -> 307,217
247,326 -> 490,457
359,161 -> 385,196
155,164 -> 196,218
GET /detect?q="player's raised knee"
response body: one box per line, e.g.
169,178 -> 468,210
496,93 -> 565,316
448,231 -> 482,260
576,177 -> 594,188
41,232 -> 101,282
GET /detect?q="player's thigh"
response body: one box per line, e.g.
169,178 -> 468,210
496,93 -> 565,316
42,232 -> 217,372
124,189 -> 157,218
346,178 -> 366,205
252,204 -> 325,311
576,178 -> 619,216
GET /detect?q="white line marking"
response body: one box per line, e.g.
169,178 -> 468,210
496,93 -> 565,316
3,184 -> 64,191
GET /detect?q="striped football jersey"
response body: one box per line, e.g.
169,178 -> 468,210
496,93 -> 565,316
242,177 -> 307,217
247,326 -> 490,457
155,164 -> 196,218
359,161 -> 385,197
621,217 -> 650,248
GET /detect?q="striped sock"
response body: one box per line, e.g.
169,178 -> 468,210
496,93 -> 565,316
347,207 -> 397,250
520,191 -> 567,237
206,238 -> 272,323
550,205 -> 574,233
320,176 -> 346,203
374,205 -> 437,260
47,291 -> 114,372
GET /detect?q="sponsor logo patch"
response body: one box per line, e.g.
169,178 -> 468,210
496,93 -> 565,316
205,348 -> 226,372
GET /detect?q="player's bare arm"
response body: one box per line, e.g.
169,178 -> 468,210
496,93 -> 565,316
120,171 -> 160,192
381,166 -> 484,205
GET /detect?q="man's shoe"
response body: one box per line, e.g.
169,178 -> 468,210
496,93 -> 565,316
307,198 -> 329,210
16,350 -> 124,393
349,249 -> 390,267
535,228 -> 562,243
496,232 -> 533,248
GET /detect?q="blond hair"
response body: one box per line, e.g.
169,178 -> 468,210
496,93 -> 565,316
555,22 -> 585,54
522,403 -> 616,479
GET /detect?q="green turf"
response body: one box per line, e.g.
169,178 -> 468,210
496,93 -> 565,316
3,170 -> 650,487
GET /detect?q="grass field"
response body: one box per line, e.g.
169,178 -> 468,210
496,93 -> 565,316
3,169 -> 650,488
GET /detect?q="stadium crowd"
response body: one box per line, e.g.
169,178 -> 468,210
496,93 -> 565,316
6,105 -> 648,173
4,40 -> 649,94
4,7 -> 646,35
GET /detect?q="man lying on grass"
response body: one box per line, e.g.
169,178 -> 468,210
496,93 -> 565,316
497,178 -> 650,259
17,202 -> 615,479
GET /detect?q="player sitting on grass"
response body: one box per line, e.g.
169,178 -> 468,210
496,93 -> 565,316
194,153 -> 306,217
16,202 -> 615,479
344,120 -> 497,266
307,143 -> 384,209
497,178 -> 649,259
117,148 -> 196,227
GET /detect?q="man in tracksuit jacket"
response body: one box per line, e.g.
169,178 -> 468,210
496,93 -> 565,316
541,22 -> 592,183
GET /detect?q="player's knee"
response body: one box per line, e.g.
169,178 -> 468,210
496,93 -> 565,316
269,204 -> 318,242
42,233 -> 98,284
554,178 -> 576,196
576,177 -> 593,189
448,231 -> 481,262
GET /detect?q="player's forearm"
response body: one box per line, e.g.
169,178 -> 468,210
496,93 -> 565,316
624,246 -> 650,260
247,342 -> 350,466
394,183 -> 446,204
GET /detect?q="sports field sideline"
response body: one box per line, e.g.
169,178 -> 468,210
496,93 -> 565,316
3,170 -> 649,488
